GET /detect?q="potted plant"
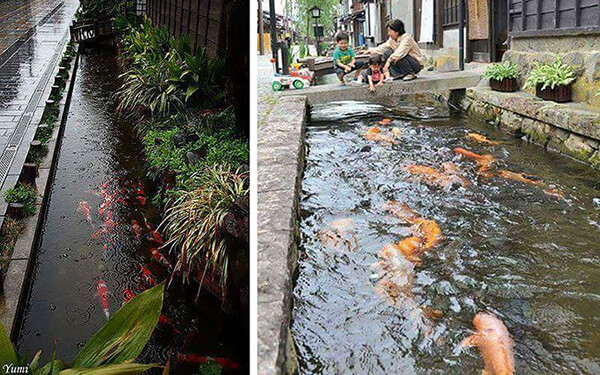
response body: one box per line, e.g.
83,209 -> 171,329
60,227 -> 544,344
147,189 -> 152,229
523,59 -> 577,103
482,61 -> 519,92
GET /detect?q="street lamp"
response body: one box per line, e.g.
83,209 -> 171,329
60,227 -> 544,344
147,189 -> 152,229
309,6 -> 322,55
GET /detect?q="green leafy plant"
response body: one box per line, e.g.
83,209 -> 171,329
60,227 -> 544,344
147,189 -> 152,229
4,184 -> 37,217
523,59 -> 577,90
481,61 -> 518,81
0,283 -> 164,373
161,165 -> 248,290
171,48 -> 226,104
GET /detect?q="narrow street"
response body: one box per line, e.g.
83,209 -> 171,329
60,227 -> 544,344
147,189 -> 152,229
0,0 -> 78,223
257,53 -> 278,127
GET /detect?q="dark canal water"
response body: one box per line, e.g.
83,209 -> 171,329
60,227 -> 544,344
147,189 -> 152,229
16,46 -> 248,373
292,99 -> 600,374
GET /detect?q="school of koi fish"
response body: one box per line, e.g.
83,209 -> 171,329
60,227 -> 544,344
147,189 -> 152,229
309,110 -> 579,374
77,178 -> 240,370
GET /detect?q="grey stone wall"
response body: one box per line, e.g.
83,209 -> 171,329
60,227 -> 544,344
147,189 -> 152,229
258,95 -> 307,375
504,32 -> 600,107
462,87 -> 600,168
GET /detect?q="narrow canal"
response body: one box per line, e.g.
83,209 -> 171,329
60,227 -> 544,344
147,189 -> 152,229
292,99 -> 600,374
16,46 -> 247,373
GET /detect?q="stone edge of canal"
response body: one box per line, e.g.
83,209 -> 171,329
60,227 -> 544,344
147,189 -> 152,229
0,41 -> 80,341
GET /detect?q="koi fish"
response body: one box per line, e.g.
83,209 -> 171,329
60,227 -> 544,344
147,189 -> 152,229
406,164 -> 470,189
97,280 -> 110,319
317,218 -> 359,251
122,288 -> 136,305
467,132 -> 499,145
131,220 -> 143,239
462,313 -> 515,375
497,170 -> 565,200
79,201 -> 92,222
364,126 -> 394,144
176,354 -> 240,370
151,248 -> 172,270
150,229 -> 163,245
413,218 -> 442,250
135,183 -> 147,205
391,127 -> 402,138
379,118 -> 392,126
159,314 -> 181,334
454,147 -> 497,176
141,265 -> 156,286
102,243 -> 108,252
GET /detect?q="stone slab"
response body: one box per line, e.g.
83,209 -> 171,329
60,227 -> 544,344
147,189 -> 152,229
282,68 -> 484,105
467,87 -> 600,141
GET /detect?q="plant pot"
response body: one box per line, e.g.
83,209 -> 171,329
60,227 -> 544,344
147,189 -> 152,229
489,78 -> 518,92
535,83 -> 572,103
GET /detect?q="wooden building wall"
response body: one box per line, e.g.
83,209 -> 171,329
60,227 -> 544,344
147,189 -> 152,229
146,0 -> 226,56
509,0 -> 600,34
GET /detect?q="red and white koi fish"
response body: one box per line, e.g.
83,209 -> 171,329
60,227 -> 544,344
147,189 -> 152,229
176,354 -> 240,370
151,248 -> 172,270
97,280 -> 110,319
122,288 -> 136,305
131,220 -> 143,239
79,201 -> 92,222
141,265 -> 156,286
102,243 -> 108,252
159,314 -> 181,334
135,183 -> 147,205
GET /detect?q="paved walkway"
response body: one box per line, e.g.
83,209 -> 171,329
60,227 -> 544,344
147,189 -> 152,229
257,54 -> 278,128
0,0 -> 78,223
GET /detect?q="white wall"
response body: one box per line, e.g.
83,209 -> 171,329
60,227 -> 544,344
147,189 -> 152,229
390,0 -> 414,35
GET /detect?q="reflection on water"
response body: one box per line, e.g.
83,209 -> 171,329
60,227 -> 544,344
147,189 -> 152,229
16,46 -> 248,373
292,99 -> 600,374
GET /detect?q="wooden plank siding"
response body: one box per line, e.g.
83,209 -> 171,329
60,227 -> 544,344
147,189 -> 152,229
146,0 -> 227,56
509,0 -> 599,34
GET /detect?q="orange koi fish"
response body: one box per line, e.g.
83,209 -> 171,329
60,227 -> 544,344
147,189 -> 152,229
462,313 -> 515,375
364,126 -> 394,144
176,354 -> 240,370
97,280 -> 110,319
379,118 -> 392,126
497,170 -> 565,200
467,132 -> 499,145
406,163 -> 470,189
454,147 -> 497,176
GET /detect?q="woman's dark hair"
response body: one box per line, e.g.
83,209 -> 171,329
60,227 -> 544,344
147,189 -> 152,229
335,31 -> 349,42
386,19 -> 405,35
368,54 -> 382,65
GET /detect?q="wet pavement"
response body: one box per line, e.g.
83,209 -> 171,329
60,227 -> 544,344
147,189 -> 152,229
257,54 -> 277,127
0,0 -> 78,224
0,0 -> 65,57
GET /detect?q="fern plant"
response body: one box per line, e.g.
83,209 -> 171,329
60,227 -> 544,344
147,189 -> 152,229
523,59 -> 576,90
481,61 -> 518,81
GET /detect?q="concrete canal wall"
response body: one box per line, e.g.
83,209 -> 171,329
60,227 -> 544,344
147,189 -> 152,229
460,87 -> 600,169
258,95 -> 307,375
0,44 -> 79,339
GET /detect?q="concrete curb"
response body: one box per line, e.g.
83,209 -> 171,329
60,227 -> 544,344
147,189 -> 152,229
257,95 -> 307,375
0,42 -> 80,340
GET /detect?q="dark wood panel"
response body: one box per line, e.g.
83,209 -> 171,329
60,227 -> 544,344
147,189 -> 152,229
146,0 -> 226,56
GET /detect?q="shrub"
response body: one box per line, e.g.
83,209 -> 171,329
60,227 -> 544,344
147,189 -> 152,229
0,283 -> 165,373
481,61 -> 518,81
523,59 -> 576,90
161,165 -> 249,290
4,184 -> 37,217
